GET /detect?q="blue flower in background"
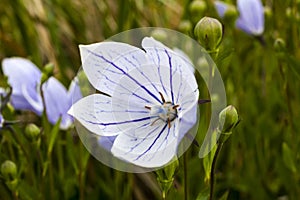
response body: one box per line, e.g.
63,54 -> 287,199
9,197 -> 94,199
2,57 -> 43,115
0,113 -> 4,129
214,0 -> 264,36
43,77 -> 82,130
236,0 -> 264,35
214,1 -> 229,18
68,37 -> 199,168
1,57 -> 82,129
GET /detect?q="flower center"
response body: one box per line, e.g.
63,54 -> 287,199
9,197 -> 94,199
145,92 -> 179,128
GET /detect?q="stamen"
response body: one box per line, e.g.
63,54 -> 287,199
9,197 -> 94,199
145,92 -> 180,129
151,118 -> 160,126
145,106 -> 151,110
173,105 -> 179,109
159,92 -> 165,103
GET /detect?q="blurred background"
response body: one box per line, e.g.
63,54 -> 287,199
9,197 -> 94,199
0,0 -> 300,199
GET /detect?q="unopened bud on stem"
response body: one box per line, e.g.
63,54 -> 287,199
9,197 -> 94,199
219,105 -> 239,134
25,123 -> 40,141
194,17 -> 223,52
1,160 -> 17,181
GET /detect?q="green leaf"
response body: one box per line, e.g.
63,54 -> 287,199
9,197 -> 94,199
282,142 -> 297,173
202,129 -> 219,182
196,187 -> 210,200
47,118 -> 62,156
43,118 -> 61,176
219,191 -> 229,200
66,132 -> 79,174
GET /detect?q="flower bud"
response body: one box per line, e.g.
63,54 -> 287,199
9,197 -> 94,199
1,160 -> 17,181
25,123 -> 40,141
41,63 -> 54,84
218,105 -> 239,134
151,29 -> 168,42
274,38 -> 286,60
43,63 -> 54,77
189,0 -> 207,23
223,5 -> 238,22
274,38 -> 286,53
178,20 -> 192,34
286,7 -> 292,19
194,17 -> 223,51
264,6 -> 272,19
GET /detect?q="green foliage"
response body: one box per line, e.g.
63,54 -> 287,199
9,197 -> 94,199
0,0 -> 300,199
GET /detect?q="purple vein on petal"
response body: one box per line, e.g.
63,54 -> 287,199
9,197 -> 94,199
175,61 -> 184,104
86,49 -> 162,104
126,125 -> 161,154
134,123 -> 168,161
147,123 -> 175,162
82,116 -> 156,126
129,55 -> 161,95
97,69 -> 153,104
95,110 -> 148,114
154,47 -> 168,97
165,49 -> 175,103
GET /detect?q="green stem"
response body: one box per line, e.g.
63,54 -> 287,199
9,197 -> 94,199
49,155 -> 55,200
36,146 -> 44,198
207,49 -> 218,100
57,138 -> 64,183
183,153 -> 188,200
79,143 -> 84,200
209,142 -> 223,200
114,170 -> 122,200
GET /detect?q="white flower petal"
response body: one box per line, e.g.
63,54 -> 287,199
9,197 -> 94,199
141,37 -> 198,105
177,96 -> 198,143
68,94 -> 154,136
173,48 -> 195,73
79,42 -> 152,96
111,120 -> 179,168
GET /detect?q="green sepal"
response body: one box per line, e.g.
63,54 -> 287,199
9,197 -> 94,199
155,157 -> 179,199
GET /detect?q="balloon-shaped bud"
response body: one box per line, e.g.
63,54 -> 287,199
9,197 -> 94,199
219,105 -> 239,134
1,160 -> 17,181
194,17 -> 223,51
25,123 -> 40,141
